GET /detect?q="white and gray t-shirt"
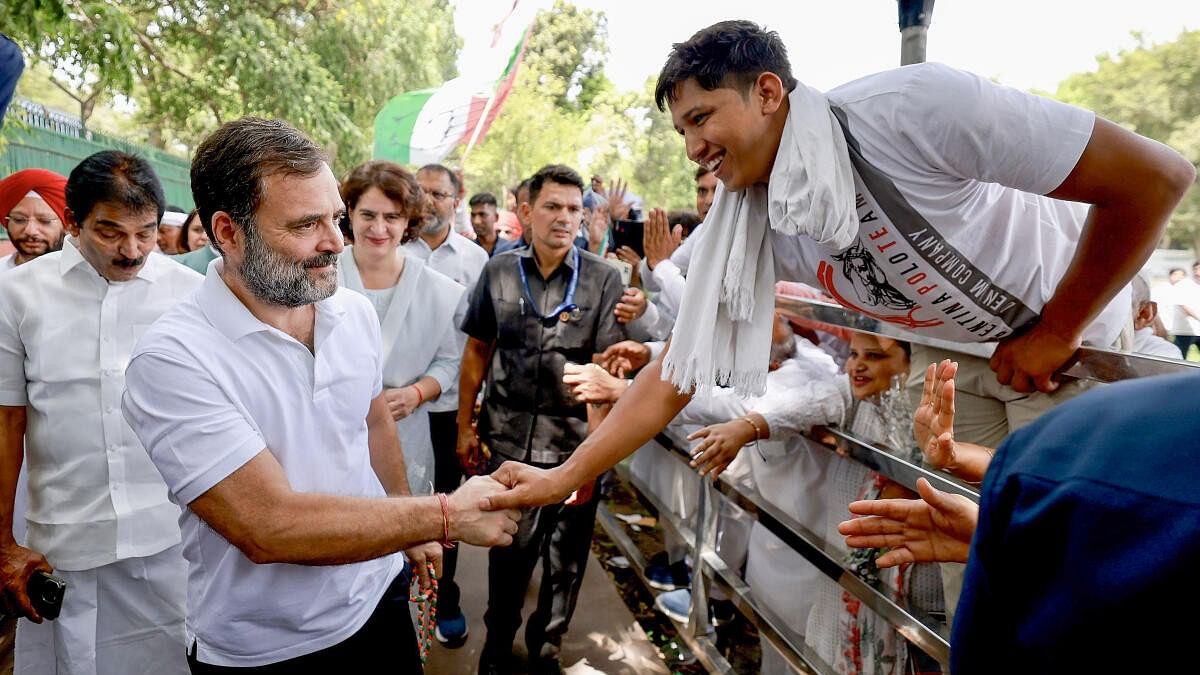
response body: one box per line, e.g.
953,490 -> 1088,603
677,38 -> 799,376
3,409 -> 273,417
773,63 -> 1129,346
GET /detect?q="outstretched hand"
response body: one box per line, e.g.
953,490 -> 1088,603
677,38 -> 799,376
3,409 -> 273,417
484,461 -> 573,511
445,476 -> 522,547
837,477 -> 978,567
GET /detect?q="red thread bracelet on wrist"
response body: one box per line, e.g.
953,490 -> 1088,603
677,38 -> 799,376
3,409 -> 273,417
410,383 -> 424,405
436,493 -> 455,549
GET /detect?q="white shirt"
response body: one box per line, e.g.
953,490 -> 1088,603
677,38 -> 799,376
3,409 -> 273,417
402,230 -> 487,412
0,238 -> 202,570
1133,326 -> 1184,359
774,63 -> 1129,346
1163,279 -> 1200,336
122,263 -> 402,667
0,253 -> 15,272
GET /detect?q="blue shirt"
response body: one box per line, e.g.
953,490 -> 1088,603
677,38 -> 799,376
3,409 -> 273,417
953,371 -> 1200,672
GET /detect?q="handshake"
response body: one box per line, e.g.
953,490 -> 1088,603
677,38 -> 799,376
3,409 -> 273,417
444,463 -> 582,547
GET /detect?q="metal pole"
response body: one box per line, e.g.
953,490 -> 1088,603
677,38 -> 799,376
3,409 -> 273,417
897,0 -> 936,65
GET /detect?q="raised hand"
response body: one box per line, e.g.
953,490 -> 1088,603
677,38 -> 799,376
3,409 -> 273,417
614,287 -> 648,324
914,360 -> 958,469
837,478 -> 978,567
604,178 -> 632,222
593,340 -> 652,377
643,208 -> 682,271
587,202 -> 610,254
445,476 -> 521,546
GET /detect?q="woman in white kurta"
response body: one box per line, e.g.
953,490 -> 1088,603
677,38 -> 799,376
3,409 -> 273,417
338,161 -> 466,495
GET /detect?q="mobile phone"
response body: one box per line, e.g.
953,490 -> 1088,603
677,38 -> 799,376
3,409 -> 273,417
611,219 -> 645,259
28,571 -> 66,621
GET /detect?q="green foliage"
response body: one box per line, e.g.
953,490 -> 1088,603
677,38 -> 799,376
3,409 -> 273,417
1,0 -> 460,172
1055,30 -> 1200,253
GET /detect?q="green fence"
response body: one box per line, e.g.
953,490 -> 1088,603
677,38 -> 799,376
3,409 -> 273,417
0,100 -> 193,208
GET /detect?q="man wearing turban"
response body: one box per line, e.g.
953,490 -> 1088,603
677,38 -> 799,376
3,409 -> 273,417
0,169 -> 67,270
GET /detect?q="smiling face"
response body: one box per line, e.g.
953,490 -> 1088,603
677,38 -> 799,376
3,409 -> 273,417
669,75 -> 787,192
349,186 -> 408,254
846,333 -> 910,401
220,165 -> 346,308
4,196 -> 64,262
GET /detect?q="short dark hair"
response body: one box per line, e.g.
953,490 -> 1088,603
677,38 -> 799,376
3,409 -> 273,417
515,177 -> 533,202
527,165 -> 584,205
191,117 -> 326,253
468,192 -> 498,209
667,210 -> 702,235
654,20 -> 798,112
1170,267 -> 1186,275
417,163 -> 461,194
66,150 -> 166,226
695,166 -> 712,181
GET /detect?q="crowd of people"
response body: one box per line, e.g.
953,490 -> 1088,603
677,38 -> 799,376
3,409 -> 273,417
0,17 -> 1197,675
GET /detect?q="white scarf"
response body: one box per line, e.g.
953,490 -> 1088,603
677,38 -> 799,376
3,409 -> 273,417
662,84 -> 859,396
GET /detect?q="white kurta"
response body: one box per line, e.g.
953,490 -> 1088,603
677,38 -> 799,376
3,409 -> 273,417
338,248 -> 465,494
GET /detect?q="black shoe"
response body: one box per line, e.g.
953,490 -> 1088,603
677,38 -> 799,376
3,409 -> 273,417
710,598 -> 737,627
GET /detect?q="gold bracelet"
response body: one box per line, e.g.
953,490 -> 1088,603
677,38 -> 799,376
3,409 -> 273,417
741,415 -> 764,441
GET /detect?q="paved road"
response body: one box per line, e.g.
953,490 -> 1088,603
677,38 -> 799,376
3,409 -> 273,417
423,543 -> 669,674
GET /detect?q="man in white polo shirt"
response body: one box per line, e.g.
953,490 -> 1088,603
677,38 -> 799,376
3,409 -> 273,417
0,151 -> 203,674
121,117 -> 520,672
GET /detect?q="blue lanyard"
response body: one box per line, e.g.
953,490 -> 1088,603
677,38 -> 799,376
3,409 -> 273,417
517,246 -> 579,322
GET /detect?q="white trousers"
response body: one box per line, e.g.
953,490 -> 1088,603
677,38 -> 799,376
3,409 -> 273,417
16,544 -> 188,675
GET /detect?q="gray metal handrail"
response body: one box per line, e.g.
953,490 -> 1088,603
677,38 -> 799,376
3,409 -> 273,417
598,293 -> 1197,674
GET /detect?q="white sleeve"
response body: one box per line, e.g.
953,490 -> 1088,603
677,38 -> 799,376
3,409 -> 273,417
758,376 -> 846,440
674,388 -> 750,427
122,352 -> 266,505
895,63 -> 1095,194
651,259 -> 687,321
0,288 -> 26,406
625,301 -> 671,342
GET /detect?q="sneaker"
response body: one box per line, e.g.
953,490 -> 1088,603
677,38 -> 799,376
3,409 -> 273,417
645,559 -> 691,591
435,611 -> 469,648
654,589 -> 693,624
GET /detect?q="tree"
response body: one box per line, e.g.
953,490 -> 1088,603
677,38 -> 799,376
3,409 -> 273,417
1,0 -> 460,169
1055,30 -> 1200,253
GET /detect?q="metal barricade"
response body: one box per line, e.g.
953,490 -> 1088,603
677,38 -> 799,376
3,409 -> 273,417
596,292 -> 1200,674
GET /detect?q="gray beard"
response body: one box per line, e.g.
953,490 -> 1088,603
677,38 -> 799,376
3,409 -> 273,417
239,225 -> 338,308
421,215 -> 450,237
